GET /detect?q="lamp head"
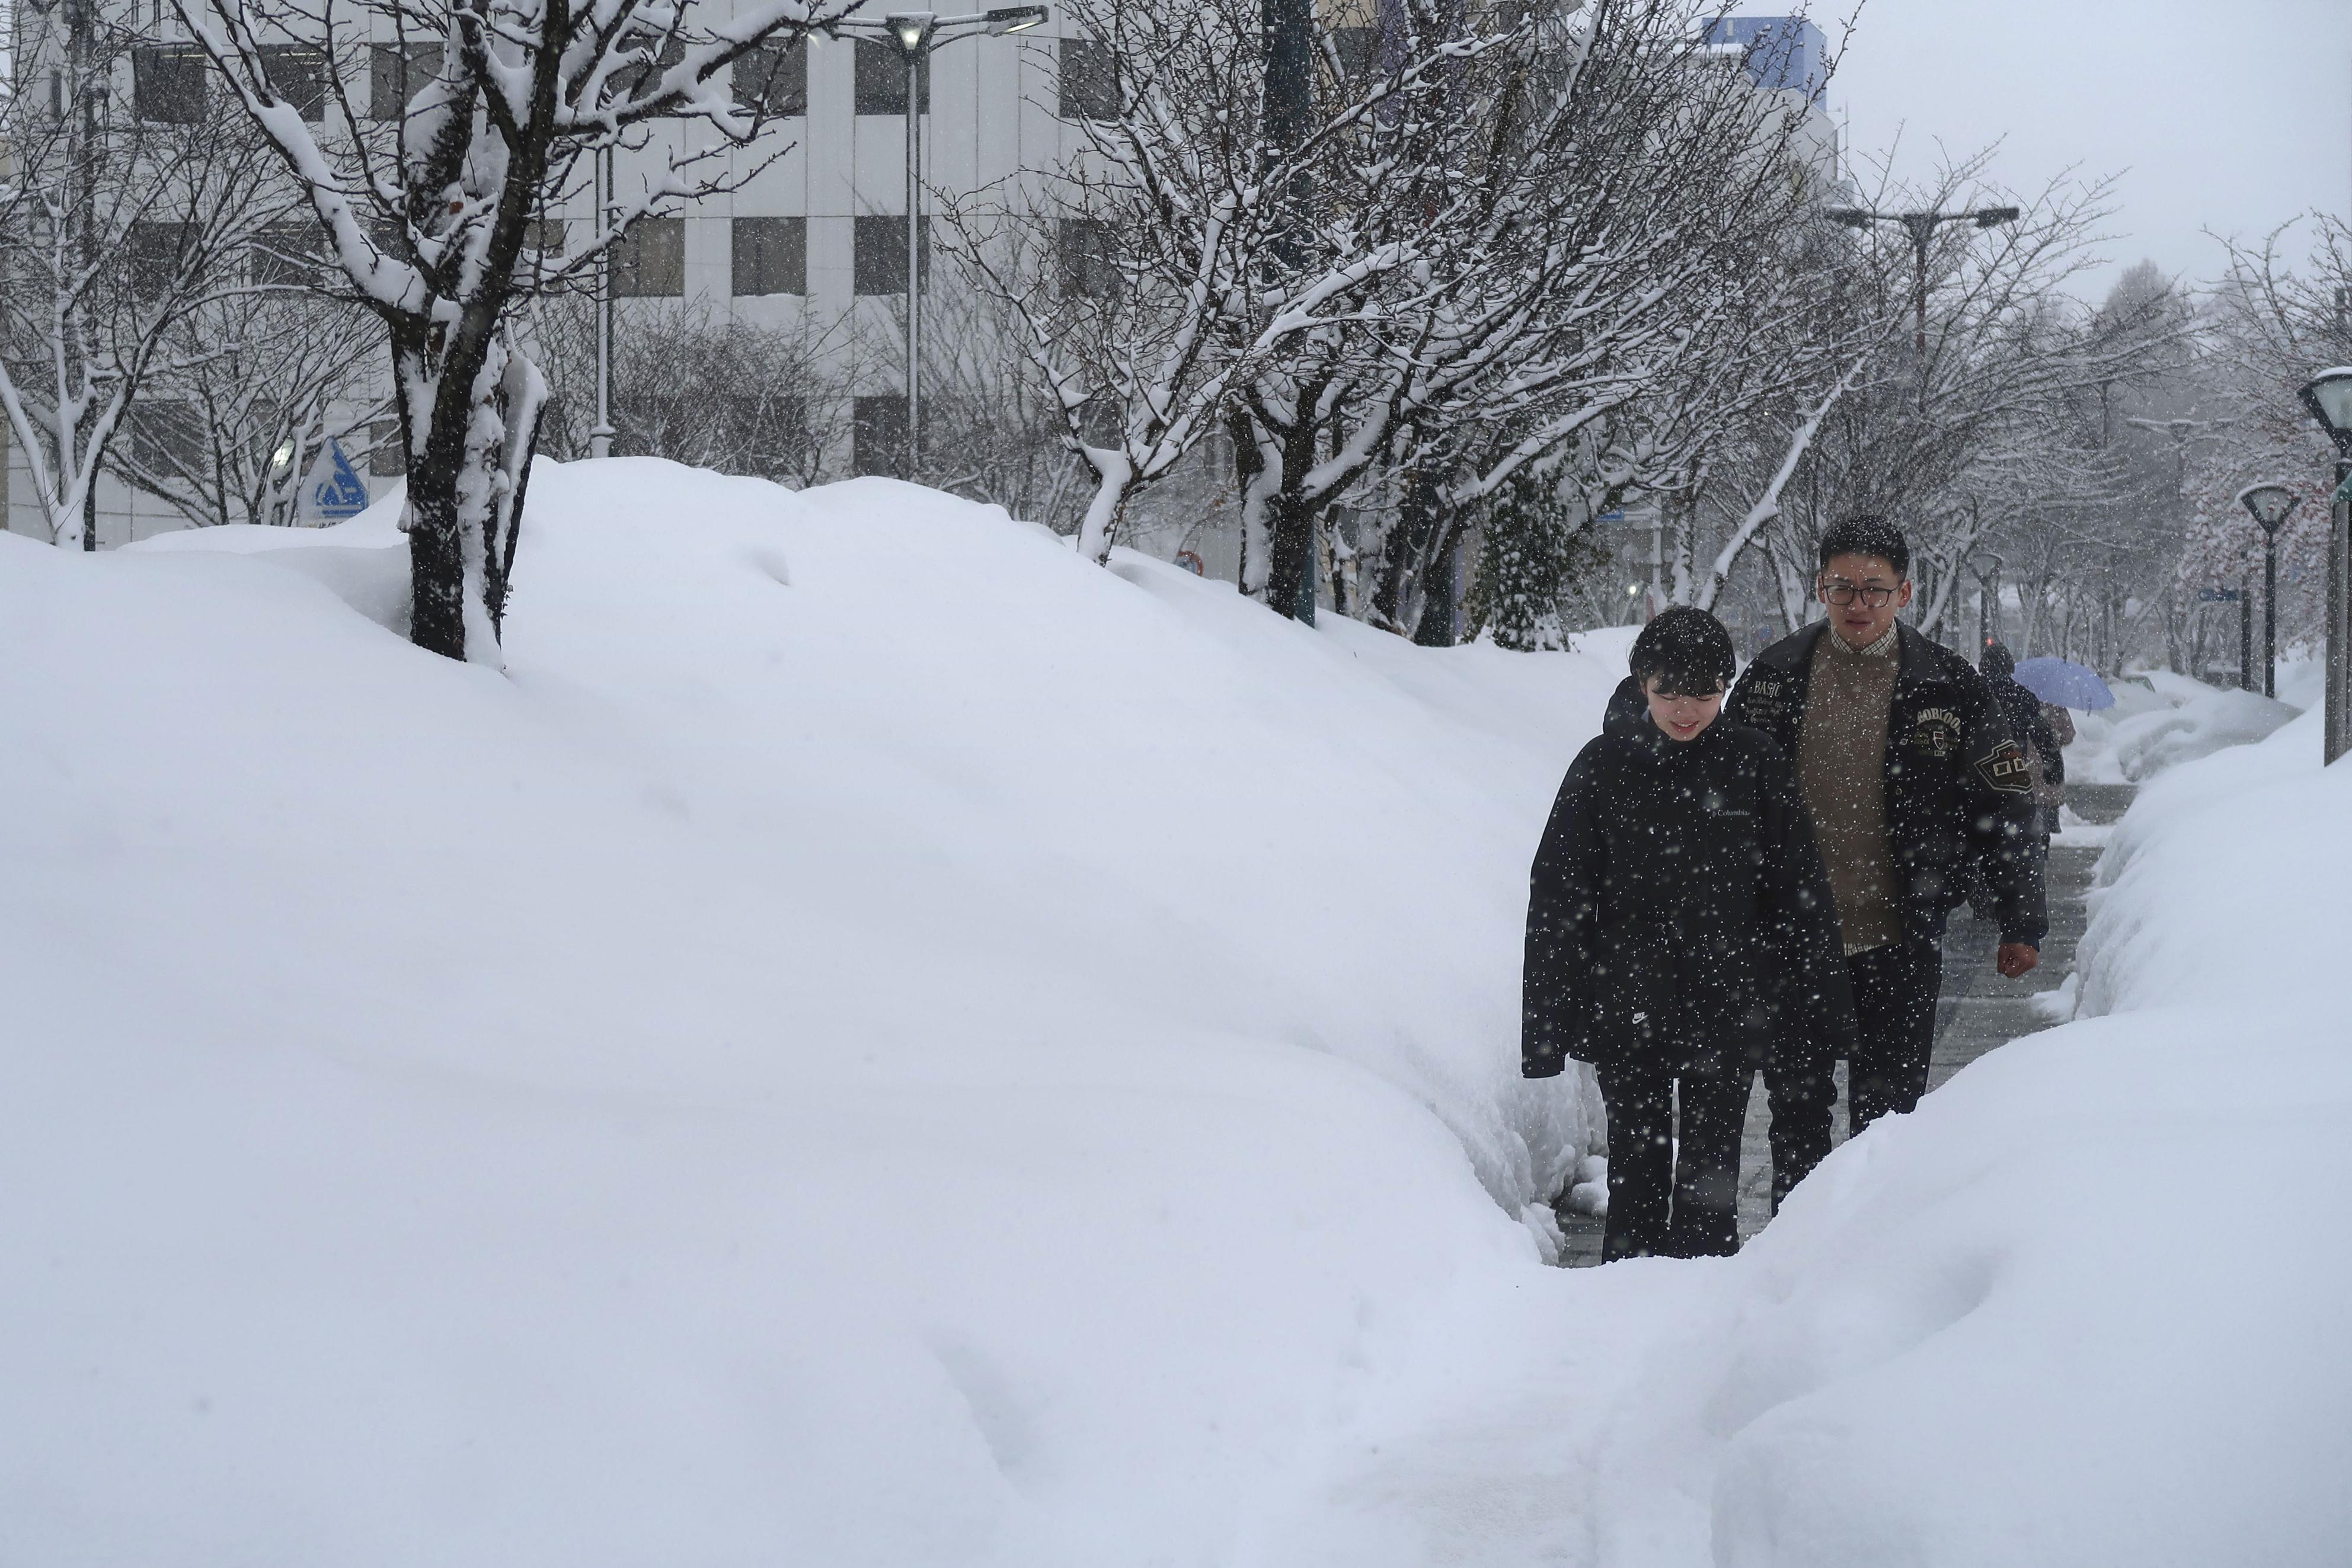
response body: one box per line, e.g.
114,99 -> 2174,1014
2237,482 -> 2301,533
983,4 -> 1047,33
1972,205 -> 2022,228
2300,369 -> 2352,451
887,12 -> 935,55
1821,207 -> 1872,229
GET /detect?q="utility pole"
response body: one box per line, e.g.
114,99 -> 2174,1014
1826,203 -> 2021,412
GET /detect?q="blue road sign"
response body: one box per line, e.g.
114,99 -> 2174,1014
1596,508 -> 1627,525
309,440 -> 370,520
2197,588 -> 2241,603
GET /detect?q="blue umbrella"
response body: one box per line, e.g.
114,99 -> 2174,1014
2010,657 -> 2114,711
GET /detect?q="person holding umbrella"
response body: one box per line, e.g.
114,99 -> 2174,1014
1522,608 -> 1855,1260
1981,642 -> 2069,844
1725,517 -> 2044,1207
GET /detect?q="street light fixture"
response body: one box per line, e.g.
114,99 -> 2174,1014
1823,203 -> 2024,409
2300,369 -> 2352,761
838,5 -> 1049,478
2237,482 -> 2300,700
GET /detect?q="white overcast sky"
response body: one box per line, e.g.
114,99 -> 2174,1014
1741,0 -> 2352,299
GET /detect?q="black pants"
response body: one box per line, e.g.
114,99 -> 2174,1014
1763,934 -> 1943,1207
1595,1061 -> 1750,1260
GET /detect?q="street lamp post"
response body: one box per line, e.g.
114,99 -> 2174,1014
2238,482 -> 2300,700
1826,203 -> 2021,410
2236,533 -> 2255,693
590,143 -> 616,459
836,6 -> 1047,478
2299,369 -> 2352,763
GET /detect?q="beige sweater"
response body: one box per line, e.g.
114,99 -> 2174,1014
1798,626 -> 1903,953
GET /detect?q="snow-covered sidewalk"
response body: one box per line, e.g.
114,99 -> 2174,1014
1261,691 -> 2352,1567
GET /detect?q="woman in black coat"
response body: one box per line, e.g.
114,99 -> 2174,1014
1523,609 -> 1856,1260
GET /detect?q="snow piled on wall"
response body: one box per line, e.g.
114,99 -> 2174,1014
0,459 -> 1619,1566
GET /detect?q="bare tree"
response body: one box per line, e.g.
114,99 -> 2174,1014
175,0 -> 857,661
106,280 -> 389,529
1733,150 -> 2190,643
529,294 -> 845,485
0,17 -> 283,546
2169,217 -> 2352,668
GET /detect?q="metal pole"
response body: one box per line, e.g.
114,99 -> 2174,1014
2264,527 -> 2278,699
2238,551 -> 2254,692
590,145 -> 614,459
2329,460 -> 2350,764
905,48 -> 922,478
1894,213 -> 1950,417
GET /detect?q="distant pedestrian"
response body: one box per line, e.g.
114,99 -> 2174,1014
1523,607 -> 1855,1261
1980,642 -> 2069,842
1726,517 -> 2046,1207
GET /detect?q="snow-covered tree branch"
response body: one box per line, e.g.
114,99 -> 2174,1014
171,0 -> 859,661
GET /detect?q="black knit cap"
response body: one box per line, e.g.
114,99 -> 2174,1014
1629,606 -> 1736,697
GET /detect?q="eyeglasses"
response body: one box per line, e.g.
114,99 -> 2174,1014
1820,579 -> 1897,608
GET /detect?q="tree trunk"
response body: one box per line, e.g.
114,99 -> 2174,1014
1263,486 -> 1318,623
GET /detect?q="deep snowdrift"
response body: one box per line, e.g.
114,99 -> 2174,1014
1,460 -> 1628,1566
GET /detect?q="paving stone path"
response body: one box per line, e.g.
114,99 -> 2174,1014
1559,781 -> 2135,1265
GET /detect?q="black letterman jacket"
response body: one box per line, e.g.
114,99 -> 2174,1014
1725,623 -> 2047,949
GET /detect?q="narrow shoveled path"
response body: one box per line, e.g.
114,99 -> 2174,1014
1245,788 -> 2136,1566
1561,780 -> 2132,1262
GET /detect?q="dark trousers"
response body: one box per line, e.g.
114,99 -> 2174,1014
1595,1061 -> 1750,1260
1764,934 -> 1943,1207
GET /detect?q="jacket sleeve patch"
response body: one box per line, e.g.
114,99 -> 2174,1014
1975,740 -> 2033,795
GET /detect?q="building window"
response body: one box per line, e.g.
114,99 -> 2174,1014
852,215 -> 927,295
1331,27 -> 1380,81
257,45 -> 330,121
369,43 -> 442,121
611,217 -> 686,296
133,46 -> 207,123
733,40 -> 808,117
853,38 -> 929,115
1057,39 -> 1117,119
1057,217 -> 1120,297
369,418 -> 408,476
853,395 -> 909,478
731,216 -> 807,296
129,222 -> 193,300
129,404 -> 204,473
615,35 -> 688,100
250,222 -> 327,287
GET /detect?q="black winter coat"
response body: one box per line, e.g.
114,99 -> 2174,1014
1726,624 -> 2050,948
1522,679 -> 1858,1081
1988,676 -> 2065,791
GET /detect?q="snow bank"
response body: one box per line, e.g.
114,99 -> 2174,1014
1257,657 -> 2352,1566
0,461 -> 1623,1565
1707,698 -> 2352,1564
2065,669 -> 2299,783
2075,704 -> 2341,1017
1706,702 -> 2351,1564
